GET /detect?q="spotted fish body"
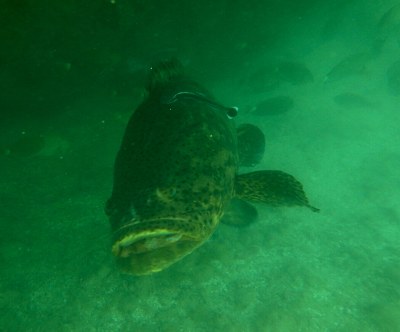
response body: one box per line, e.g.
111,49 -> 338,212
106,60 -> 240,275
106,60 -> 318,275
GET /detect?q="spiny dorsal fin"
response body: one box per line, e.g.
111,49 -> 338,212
235,170 -> 319,212
147,58 -> 185,92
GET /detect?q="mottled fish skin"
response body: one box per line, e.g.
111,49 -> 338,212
106,60 -> 238,275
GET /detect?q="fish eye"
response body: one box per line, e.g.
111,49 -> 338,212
226,106 -> 238,119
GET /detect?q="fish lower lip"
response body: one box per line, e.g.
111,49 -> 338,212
113,231 -> 184,257
112,218 -> 198,257
111,219 -> 205,275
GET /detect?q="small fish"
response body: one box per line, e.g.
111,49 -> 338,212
2,134 -> 46,157
2,133 -> 69,158
276,61 -> 313,85
250,96 -> 294,116
377,4 -> 400,35
373,4 -> 400,54
333,92 -> 374,108
387,60 -> 400,96
245,65 -> 281,93
244,61 -> 313,93
106,59 -> 318,276
324,53 -> 371,83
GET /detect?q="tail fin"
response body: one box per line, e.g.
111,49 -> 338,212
146,58 -> 185,92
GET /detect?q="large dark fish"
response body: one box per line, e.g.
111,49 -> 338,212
105,59 -> 318,276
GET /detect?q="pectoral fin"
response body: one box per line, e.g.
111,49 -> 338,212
237,123 -> 265,167
221,198 -> 258,227
235,170 -> 319,212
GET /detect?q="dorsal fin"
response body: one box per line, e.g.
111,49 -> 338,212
146,58 -> 185,92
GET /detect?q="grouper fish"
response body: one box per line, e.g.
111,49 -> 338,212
105,59 -> 318,276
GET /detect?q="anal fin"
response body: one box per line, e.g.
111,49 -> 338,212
235,170 -> 319,212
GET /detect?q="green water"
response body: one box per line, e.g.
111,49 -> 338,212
1,1 -> 399,331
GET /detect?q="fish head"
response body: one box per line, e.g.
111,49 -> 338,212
111,216 -> 210,275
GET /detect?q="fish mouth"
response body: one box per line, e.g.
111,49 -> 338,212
111,218 -> 205,276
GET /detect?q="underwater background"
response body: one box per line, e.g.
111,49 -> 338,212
1,0 -> 400,331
